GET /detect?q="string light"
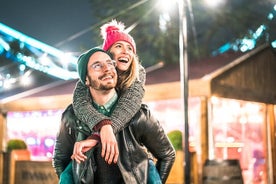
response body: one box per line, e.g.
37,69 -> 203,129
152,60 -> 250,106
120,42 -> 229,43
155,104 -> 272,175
0,23 -> 79,91
213,4 -> 276,55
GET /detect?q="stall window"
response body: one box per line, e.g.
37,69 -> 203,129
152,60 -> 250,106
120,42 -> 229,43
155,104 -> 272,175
210,97 -> 267,183
6,109 -> 63,160
147,97 -> 202,151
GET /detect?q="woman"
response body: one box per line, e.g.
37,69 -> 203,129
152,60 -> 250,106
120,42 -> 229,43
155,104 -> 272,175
73,19 -> 145,141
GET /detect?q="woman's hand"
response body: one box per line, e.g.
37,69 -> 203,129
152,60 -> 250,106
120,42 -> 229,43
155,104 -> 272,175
71,139 -> 98,163
100,124 -> 119,164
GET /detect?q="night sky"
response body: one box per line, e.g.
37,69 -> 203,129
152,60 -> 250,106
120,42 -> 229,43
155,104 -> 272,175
0,0 -> 95,54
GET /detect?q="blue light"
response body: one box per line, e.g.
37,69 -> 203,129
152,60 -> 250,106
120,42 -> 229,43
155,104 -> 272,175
267,13 -> 274,20
212,43 -> 232,56
0,23 -> 69,60
271,40 -> 276,48
19,64 -> 26,72
212,4 -> 276,55
0,22 -> 78,80
0,37 -> 10,51
0,46 -> 4,55
253,25 -> 266,39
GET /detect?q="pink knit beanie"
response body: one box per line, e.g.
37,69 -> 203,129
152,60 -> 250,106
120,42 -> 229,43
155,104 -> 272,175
100,20 -> 136,53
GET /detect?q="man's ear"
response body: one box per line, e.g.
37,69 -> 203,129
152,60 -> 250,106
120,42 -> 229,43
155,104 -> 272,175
85,76 -> 89,86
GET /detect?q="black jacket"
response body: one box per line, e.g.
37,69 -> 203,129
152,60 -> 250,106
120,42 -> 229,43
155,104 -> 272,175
52,104 -> 175,184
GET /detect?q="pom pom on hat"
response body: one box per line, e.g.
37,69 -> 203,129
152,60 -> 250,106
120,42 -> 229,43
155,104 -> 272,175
100,20 -> 136,53
77,47 -> 107,84
100,20 -> 125,39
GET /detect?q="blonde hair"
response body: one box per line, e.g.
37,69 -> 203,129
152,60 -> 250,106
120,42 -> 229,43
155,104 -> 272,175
116,54 -> 139,92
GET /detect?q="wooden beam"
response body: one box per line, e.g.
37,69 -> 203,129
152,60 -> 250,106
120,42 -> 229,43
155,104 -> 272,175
0,114 -> 4,183
0,94 -> 72,112
144,82 -> 181,102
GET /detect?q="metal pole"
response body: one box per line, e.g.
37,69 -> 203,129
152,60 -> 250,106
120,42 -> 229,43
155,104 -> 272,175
178,0 -> 190,183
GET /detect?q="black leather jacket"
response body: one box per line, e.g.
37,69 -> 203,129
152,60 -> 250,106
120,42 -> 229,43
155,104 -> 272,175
53,104 -> 175,184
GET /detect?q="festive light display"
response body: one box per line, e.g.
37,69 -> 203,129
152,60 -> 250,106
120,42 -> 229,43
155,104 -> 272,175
0,22 -> 78,91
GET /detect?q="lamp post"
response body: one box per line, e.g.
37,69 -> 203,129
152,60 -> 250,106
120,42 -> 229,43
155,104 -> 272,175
178,0 -> 190,183
158,0 -> 191,181
178,0 -> 191,184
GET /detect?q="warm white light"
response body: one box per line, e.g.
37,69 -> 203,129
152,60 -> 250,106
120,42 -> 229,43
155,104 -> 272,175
20,75 -> 32,86
59,52 -> 77,69
45,138 -> 55,147
240,116 -> 247,124
19,64 -> 26,71
20,70 -> 32,86
3,75 -> 16,89
157,0 -> 178,32
159,13 -> 171,32
204,0 -> 224,8
210,96 -> 219,104
39,54 -> 51,66
158,0 -> 176,12
3,81 -> 12,89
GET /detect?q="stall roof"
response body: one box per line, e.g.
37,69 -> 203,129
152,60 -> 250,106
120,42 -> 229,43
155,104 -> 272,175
146,50 -> 244,84
190,44 -> 276,104
0,45 -> 244,103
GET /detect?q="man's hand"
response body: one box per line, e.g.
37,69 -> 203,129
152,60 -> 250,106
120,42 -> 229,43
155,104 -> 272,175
71,139 -> 98,163
100,124 -> 119,164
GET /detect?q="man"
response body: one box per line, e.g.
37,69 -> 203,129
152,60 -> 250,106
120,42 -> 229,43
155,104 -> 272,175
53,47 -> 175,184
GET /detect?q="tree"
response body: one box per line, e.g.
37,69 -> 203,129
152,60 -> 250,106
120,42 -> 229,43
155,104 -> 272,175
87,0 -> 276,66
191,0 -> 275,57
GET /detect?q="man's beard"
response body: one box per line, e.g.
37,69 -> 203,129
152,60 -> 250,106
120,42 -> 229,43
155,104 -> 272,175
87,77 -> 115,91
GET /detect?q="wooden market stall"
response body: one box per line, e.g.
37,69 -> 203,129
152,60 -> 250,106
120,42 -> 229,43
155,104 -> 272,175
188,44 -> 276,183
0,44 -> 276,183
145,44 -> 276,183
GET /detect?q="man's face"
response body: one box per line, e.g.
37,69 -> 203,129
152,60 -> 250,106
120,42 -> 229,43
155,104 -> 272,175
85,51 -> 117,91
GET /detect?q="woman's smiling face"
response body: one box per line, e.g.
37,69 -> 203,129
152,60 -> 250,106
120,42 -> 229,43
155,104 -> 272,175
109,41 -> 134,72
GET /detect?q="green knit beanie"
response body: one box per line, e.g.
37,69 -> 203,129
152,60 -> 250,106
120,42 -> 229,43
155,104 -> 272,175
77,47 -> 107,84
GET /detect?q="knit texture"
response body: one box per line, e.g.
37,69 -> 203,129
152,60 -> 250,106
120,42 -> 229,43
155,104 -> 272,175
101,20 -> 136,53
93,119 -> 112,131
72,64 -> 146,133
